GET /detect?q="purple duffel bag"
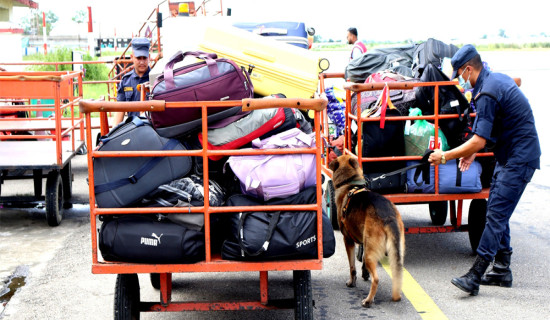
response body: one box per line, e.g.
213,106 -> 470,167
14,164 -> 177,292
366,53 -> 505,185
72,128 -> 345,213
149,51 -> 254,138
225,128 -> 317,201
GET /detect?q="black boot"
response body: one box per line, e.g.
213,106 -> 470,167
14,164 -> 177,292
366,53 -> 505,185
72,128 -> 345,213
481,250 -> 513,287
451,255 -> 491,296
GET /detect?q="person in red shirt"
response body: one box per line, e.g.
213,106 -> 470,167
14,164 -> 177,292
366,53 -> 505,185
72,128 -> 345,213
347,27 -> 367,60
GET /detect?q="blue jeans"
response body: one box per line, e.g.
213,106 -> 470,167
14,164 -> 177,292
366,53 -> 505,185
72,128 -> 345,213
476,163 -> 536,261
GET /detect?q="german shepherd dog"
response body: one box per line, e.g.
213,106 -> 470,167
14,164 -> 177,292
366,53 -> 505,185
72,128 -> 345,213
329,155 -> 405,307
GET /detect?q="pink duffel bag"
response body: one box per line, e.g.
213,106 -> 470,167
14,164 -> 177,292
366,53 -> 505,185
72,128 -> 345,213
225,128 -> 317,201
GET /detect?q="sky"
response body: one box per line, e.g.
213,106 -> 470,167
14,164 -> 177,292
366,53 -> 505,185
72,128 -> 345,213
12,0 -> 550,43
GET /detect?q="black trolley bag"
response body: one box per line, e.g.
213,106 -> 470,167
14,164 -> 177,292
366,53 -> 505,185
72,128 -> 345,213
221,186 -> 335,261
93,116 -> 192,208
98,214 -> 205,263
351,108 -> 407,194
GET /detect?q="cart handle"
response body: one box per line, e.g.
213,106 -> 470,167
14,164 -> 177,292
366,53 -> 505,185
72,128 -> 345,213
79,100 -> 166,114
343,78 -> 521,92
242,98 -> 327,111
0,75 -> 63,82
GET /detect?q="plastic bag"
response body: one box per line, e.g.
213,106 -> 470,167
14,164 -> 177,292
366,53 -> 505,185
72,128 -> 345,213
404,108 -> 449,156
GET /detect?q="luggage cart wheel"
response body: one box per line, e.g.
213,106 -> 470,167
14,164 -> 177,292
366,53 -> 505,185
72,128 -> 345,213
324,180 -> 339,230
114,274 -> 140,320
293,270 -> 313,320
428,201 -> 448,226
45,170 -> 63,226
150,273 -> 161,290
468,199 -> 487,254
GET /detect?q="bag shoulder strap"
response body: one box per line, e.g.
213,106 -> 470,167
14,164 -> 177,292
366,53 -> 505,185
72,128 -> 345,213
95,139 -> 180,194
238,211 -> 281,257
163,51 -> 219,90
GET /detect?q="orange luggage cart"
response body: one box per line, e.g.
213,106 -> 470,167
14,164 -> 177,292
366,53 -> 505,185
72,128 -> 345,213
0,71 -> 84,226
80,97 -> 327,319
318,73 -> 511,252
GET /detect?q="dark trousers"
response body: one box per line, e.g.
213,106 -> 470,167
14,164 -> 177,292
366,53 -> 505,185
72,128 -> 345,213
477,163 -> 536,261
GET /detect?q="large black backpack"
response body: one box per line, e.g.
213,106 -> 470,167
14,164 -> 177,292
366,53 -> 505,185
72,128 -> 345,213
414,64 -> 472,148
412,38 -> 459,78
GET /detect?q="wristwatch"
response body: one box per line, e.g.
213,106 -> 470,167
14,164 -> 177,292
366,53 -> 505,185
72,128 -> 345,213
441,152 -> 447,164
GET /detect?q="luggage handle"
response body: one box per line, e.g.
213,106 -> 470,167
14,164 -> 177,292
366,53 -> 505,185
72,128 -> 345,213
242,98 -> 327,112
164,50 -> 220,90
79,100 -> 165,114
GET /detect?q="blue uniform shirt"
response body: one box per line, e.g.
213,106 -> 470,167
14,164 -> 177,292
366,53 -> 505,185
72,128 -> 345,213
472,68 -> 541,168
117,68 -> 150,117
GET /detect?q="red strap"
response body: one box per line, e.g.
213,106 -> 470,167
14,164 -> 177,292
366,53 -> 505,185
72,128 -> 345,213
379,85 -> 388,129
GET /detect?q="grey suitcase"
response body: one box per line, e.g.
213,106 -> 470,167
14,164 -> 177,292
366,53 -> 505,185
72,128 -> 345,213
93,117 -> 192,208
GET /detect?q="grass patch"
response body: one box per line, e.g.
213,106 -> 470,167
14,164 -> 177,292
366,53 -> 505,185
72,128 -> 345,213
83,83 -> 111,100
24,48 -> 109,81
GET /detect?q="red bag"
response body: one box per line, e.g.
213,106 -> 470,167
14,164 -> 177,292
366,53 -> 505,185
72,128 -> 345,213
198,108 -> 297,161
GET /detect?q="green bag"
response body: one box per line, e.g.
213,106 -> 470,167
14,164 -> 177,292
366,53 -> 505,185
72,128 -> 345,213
404,108 -> 449,156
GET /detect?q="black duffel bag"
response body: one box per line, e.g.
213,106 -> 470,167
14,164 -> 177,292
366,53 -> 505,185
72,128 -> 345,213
221,187 -> 335,261
99,215 -> 205,264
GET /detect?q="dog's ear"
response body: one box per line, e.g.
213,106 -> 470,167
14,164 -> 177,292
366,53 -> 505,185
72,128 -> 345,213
329,159 -> 339,172
349,157 -> 359,169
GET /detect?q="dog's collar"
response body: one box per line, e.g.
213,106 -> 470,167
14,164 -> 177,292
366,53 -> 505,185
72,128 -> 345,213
341,185 -> 369,219
335,177 -> 366,189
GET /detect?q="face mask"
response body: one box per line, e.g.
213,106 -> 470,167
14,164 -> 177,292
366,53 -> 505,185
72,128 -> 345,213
458,68 -> 472,90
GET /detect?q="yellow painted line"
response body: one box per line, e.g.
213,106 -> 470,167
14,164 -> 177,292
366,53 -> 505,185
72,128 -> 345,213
381,257 -> 448,320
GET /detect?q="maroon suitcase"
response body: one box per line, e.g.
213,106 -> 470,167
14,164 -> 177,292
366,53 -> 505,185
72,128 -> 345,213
149,51 -> 254,138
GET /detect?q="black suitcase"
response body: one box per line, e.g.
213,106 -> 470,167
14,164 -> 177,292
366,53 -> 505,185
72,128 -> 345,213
99,215 -> 205,263
93,116 -> 192,208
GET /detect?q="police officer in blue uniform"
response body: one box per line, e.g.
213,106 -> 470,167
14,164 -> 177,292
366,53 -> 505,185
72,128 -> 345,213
429,44 -> 540,296
113,37 -> 151,126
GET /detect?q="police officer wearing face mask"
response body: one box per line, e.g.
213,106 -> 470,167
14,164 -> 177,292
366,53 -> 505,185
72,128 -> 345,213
429,44 -> 540,296
112,37 -> 151,126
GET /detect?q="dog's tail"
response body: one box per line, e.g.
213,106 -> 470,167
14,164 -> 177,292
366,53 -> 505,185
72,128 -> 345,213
386,213 -> 405,300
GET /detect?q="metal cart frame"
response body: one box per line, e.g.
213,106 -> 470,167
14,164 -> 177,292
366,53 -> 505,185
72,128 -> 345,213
0,71 -> 84,226
80,97 -> 327,319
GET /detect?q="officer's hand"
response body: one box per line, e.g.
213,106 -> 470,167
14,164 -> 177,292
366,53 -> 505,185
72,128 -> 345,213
459,153 -> 476,172
428,149 -> 443,166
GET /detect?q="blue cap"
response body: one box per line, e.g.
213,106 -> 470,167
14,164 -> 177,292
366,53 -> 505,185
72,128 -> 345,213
132,37 -> 150,58
451,44 -> 478,79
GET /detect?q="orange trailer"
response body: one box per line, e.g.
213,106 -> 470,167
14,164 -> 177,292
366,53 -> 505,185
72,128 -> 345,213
318,73 -> 509,252
80,97 -> 327,319
0,71 -> 84,225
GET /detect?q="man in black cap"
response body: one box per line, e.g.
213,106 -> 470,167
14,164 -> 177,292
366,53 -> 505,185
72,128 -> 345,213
113,37 -> 151,126
429,44 -> 540,296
